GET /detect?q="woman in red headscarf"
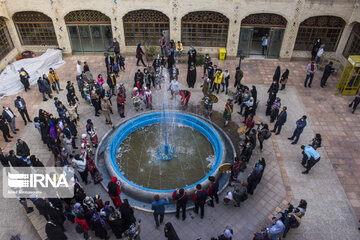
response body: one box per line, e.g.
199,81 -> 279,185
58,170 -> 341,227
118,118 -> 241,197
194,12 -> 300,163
107,177 -> 122,208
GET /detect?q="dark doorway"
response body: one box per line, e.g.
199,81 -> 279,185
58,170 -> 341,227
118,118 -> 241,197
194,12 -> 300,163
250,27 -> 270,55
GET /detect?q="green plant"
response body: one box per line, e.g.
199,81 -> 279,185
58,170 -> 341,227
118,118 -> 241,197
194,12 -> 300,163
144,45 -> 157,57
196,53 -> 205,67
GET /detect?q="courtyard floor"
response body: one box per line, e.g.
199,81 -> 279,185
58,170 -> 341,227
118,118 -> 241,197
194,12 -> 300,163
0,55 -> 359,240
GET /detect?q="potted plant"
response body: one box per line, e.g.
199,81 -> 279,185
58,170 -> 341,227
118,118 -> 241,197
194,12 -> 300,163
144,45 -> 157,62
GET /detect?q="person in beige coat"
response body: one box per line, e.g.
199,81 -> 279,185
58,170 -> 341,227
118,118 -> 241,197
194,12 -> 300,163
101,97 -> 112,125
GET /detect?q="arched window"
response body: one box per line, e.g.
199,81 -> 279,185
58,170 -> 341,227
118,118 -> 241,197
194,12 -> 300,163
294,16 -> 345,51
181,11 -> 229,47
241,13 -> 287,28
13,11 -> 57,46
0,18 -> 14,60
65,10 -> 112,54
343,23 -> 360,59
123,10 -> 169,46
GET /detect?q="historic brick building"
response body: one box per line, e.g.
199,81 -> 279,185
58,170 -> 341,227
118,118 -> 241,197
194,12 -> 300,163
0,0 -> 359,69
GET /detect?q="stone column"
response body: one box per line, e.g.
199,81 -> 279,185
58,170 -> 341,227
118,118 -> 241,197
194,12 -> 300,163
170,0 -> 181,42
279,0 -> 304,61
335,23 -> 353,62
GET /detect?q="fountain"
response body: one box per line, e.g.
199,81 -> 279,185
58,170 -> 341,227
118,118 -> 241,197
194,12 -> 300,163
95,66 -> 235,211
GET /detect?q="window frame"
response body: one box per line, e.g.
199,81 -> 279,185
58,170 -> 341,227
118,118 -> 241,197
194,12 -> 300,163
123,21 -> 169,46
0,20 -> 14,60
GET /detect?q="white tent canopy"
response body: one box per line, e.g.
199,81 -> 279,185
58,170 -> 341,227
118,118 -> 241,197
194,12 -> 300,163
0,49 -> 66,98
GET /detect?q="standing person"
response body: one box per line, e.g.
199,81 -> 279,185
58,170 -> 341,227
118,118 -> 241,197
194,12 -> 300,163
223,98 -> 233,127
273,66 -> 281,83
136,44 -> 146,67
193,184 -> 207,219
207,176 -> 219,207
261,34 -> 268,55
38,76 -> 52,101
2,106 -> 18,134
175,41 -> 183,58
63,122 -> 77,149
151,195 -> 169,228
91,90 -> 101,116
304,61 -> 317,88
204,53 -> 211,74
301,145 -> 321,174
271,106 -> 287,135
113,38 -> 120,55
316,44 -> 324,64
49,68 -> 62,93
117,92 -> 126,118
144,87 -> 153,110
168,50 -> 175,69
311,38 -> 321,61
280,69 -> 290,90
234,66 -> 243,88
86,119 -> 98,148
186,62 -> 197,88
16,139 -> 30,158
201,73 -> 211,99
172,188 -> 189,220
349,94 -> 360,114
101,97 -> 112,125
222,69 -> 230,94
14,96 -> 32,125
19,68 -> 31,92
76,60 -> 82,76
288,115 -> 307,144
72,154 -> 91,184
107,176 -> 122,209
107,72 -> 117,96
213,68 -> 223,94
164,222 -> 180,240
159,34 -> 167,57
45,220 -> 67,240
257,123 -> 270,151
207,63 -> 215,90
320,61 -> 335,88
311,133 -> 322,150
0,116 -> 12,142
83,61 -> 90,72
105,53 -> 114,74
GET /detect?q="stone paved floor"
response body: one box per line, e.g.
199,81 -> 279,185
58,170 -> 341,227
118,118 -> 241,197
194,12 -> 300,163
0,55 -> 359,239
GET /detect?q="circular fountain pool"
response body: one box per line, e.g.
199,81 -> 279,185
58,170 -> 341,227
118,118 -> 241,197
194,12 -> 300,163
101,111 -> 234,204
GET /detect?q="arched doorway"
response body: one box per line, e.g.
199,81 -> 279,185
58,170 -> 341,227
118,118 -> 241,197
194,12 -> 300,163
294,16 -> 345,52
123,10 -> 169,46
181,11 -> 229,47
237,13 -> 287,58
65,10 -> 112,54
343,22 -> 360,59
13,11 -> 57,46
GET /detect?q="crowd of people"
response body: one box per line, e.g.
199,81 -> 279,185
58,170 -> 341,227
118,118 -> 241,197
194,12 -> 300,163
0,33 -> 357,240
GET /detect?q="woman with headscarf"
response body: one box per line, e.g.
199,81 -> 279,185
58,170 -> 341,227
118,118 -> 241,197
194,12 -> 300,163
119,199 -> 136,232
270,97 -> 281,123
164,222 -> 180,240
117,92 -> 126,118
186,62 -> 197,88
92,212 -> 109,239
273,66 -> 281,82
168,50 -> 175,70
280,69 -> 289,90
136,44 -> 146,67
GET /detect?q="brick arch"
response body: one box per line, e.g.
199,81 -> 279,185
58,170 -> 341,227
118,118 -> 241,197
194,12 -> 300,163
299,15 -> 346,28
123,9 -> 169,23
241,13 -> 287,28
12,11 -> 53,23
64,10 -> 111,24
181,11 -> 229,24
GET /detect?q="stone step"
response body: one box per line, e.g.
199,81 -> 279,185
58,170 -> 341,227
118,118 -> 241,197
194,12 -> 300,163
27,202 -> 48,240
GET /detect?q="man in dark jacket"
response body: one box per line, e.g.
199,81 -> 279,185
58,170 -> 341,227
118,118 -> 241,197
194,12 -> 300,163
107,73 -> 117,95
19,68 -> 31,92
31,197 -> 51,220
14,96 -> 32,125
113,38 -> 120,55
0,115 -> 12,142
234,66 -> 244,88
193,184 -> 207,219
105,54 -> 114,74
271,106 -> 287,135
134,69 -> 144,88
16,139 -> 30,158
2,106 -> 18,134
207,176 -> 219,207
172,188 -> 189,220
320,61 -> 335,88
288,115 -> 307,144
8,150 -> 27,167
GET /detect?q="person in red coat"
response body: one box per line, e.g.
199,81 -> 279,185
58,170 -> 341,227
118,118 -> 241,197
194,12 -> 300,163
243,114 -> 255,134
107,177 -> 122,208
75,213 -> 90,240
206,176 -> 219,207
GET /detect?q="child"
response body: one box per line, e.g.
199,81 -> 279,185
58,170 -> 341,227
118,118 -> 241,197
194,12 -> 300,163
223,98 -> 233,127
118,55 -> 125,72
132,87 -> 143,111
113,62 -> 119,77
144,87 -> 153,110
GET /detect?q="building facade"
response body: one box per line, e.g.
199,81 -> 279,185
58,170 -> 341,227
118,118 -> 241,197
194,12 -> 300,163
0,0 -> 359,69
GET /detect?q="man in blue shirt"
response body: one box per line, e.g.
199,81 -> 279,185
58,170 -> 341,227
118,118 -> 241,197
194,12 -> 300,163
288,115 -> 307,144
301,145 -> 321,174
151,195 -> 169,228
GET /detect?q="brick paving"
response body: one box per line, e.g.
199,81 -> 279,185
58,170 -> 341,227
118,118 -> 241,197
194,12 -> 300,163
0,55 -> 359,239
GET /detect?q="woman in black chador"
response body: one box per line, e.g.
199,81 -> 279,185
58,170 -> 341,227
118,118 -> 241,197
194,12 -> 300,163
187,62 -> 197,88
